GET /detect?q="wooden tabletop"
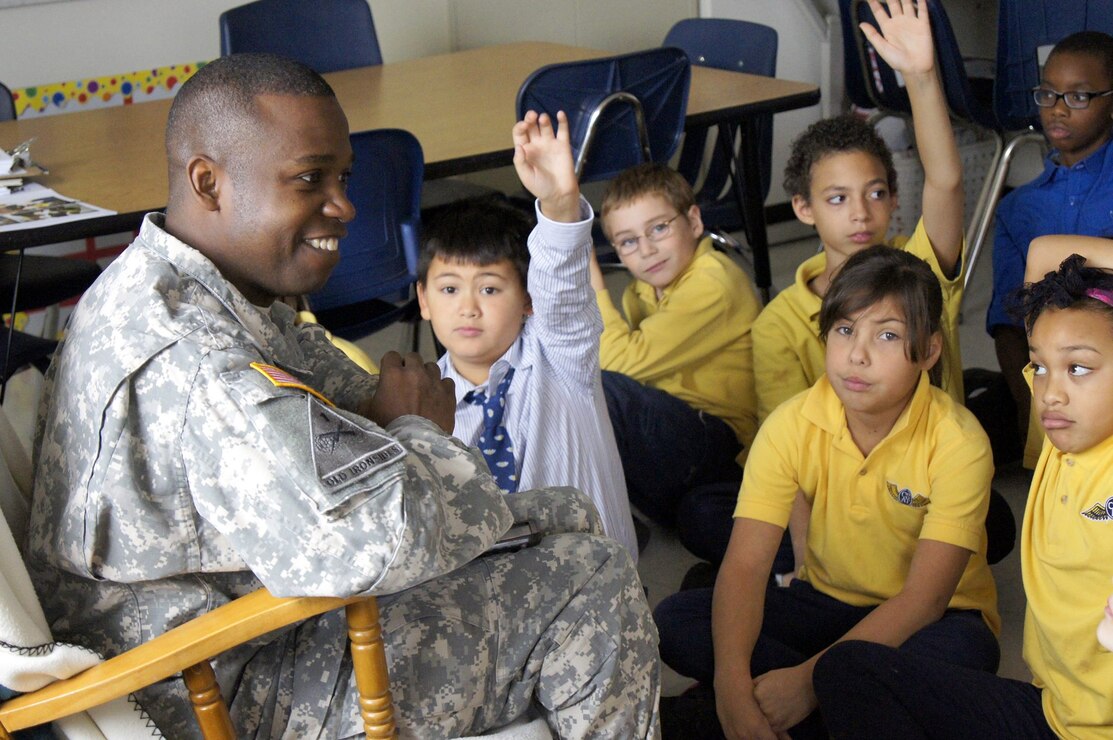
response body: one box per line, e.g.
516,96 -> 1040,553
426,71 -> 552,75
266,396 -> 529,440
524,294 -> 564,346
0,41 -> 818,249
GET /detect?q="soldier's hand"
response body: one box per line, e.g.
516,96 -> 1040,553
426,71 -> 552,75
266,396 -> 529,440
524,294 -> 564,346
363,351 -> 456,434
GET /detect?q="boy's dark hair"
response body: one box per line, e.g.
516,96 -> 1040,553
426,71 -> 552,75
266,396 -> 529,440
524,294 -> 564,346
599,163 -> 697,238
1012,253 -> 1113,334
418,197 -> 535,287
1047,31 -> 1113,82
819,245 -> 942,365
783,115 -> 898,201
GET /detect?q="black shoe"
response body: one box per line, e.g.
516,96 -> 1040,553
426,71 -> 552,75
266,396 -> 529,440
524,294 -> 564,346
680,561 -> 718,591
660,684 -> 725,740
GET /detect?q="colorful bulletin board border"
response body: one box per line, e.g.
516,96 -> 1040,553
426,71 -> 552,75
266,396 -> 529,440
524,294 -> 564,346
12,61 -> 208,118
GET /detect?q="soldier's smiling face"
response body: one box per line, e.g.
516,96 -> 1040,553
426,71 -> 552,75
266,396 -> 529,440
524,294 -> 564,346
215,94 -> 356,306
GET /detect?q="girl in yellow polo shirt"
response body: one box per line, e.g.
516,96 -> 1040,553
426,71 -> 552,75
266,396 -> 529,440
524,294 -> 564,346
814,248 -> 1113,739
654,246 -> 999,738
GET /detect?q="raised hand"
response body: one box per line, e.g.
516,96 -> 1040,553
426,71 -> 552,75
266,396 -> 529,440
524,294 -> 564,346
512,110 -> 581,223
361,351 -> 456,434
860,0 -> 935,76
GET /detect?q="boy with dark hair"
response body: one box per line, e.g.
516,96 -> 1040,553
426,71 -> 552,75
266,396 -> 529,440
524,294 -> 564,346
987,30 -> 1113,468
418,111 -> 637,557
588,162 -> 761,531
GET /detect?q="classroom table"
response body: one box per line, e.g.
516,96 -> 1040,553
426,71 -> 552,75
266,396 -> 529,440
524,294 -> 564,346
0,41 -> 819,293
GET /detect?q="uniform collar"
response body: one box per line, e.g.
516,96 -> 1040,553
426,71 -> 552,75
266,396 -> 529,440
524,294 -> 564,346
802,371 -> 932,446
444,333 -> 526,401
1037,136 -> 1113,185
136,213 -> 303,367
793,249 -> 827,322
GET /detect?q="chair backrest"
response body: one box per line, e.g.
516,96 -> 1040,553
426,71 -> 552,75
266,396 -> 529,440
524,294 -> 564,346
0,82 -> 14,122
308,129 -> 423,315
664,18 -> 777,205
840,0 -> 997,129
516,47 -> 691,183
995,0 -> 1113,131
219,0 -> 382,73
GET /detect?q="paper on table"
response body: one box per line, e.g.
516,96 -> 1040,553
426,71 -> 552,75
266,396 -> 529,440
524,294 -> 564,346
0,183 -> 116,232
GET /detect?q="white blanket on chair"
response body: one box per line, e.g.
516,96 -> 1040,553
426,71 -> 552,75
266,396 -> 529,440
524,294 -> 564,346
0,408 -> 101,693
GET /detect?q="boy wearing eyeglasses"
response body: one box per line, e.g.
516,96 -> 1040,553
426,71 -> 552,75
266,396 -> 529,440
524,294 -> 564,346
588,162 -> 762,535
989,30 -> 1113,470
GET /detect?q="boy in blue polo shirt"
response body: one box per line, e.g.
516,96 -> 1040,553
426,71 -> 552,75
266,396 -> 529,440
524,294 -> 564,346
988,31 -> 1113,466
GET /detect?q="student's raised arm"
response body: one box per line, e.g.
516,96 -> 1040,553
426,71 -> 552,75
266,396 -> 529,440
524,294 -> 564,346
1025,235 -> 1113,284
512,110 -> 580,223
861,0 -> 963,277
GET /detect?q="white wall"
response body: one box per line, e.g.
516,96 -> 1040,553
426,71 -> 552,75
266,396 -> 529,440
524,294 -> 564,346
0,0 -> 695,89
449,0 -> 695,52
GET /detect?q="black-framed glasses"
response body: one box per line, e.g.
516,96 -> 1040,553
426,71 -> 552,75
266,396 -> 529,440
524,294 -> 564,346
611,213 -> 684,255
1031,87 -> 1113,110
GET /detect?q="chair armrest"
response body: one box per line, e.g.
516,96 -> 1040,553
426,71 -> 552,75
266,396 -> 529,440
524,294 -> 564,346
0,588 -> 363,733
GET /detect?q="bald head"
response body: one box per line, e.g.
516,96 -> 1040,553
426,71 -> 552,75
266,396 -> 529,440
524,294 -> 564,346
165,53 -> 336,203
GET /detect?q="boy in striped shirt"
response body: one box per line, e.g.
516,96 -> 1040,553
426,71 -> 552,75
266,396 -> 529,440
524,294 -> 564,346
416,110 -> 637,557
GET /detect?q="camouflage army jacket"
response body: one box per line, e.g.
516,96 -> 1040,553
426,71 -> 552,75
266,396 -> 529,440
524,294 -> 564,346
26,215 -> 512,711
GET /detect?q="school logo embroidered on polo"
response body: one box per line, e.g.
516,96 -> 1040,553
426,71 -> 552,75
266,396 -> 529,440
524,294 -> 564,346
1080,497 -> 1113,521
308,397 -> 405,491
886,481 -> 930,508
250,362 -> 336,407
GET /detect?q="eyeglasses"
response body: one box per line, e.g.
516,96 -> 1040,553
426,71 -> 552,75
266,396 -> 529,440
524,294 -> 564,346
1031,87 -> 1113,110
611,213 -> 684,255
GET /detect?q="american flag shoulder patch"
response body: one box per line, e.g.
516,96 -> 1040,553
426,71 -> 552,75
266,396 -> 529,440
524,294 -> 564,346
250,362 -> 335,408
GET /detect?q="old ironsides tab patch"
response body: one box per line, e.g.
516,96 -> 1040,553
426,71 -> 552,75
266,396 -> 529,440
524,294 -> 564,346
308,396 -> 405,491
251,361 -> 336,408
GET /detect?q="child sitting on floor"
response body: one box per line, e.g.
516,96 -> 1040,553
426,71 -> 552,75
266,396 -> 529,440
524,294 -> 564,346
987,31 -> 1113,469
588,163 -> 761,532
683,0 -> 990,574
754,0 -> 966,421
655,246 -> 999,739
417,110 -> 636,557
814,238 -> 1113,738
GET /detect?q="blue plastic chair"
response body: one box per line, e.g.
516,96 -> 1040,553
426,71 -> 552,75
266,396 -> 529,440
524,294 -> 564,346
307,129 -> 423,344
840,0 -> 996,129
663,18 -> 778,237
516,47 -> 691,183
219,0 -> 382,73
0,82 -> 14,122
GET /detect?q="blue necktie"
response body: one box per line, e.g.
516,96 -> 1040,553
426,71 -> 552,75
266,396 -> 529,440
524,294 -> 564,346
463,368 -> 518,493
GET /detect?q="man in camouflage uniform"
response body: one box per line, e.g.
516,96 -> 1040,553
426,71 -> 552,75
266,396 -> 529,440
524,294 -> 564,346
26,54 -> 660,739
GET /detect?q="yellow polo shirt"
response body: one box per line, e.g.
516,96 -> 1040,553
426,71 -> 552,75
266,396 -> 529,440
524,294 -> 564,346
736,372 -> 999,634
752,218 -> 965,424
1022,423 -> 1113,736
597,237 -> 762,454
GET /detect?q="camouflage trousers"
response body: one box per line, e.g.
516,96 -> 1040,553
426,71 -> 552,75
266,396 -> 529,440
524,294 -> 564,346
333,487 -> 662,739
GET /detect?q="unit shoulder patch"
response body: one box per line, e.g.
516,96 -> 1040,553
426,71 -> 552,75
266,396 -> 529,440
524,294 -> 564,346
308,397 -> 406,492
